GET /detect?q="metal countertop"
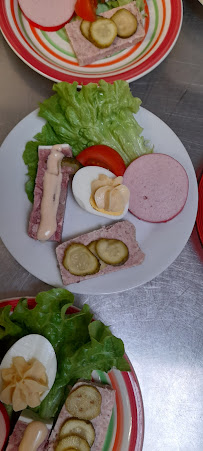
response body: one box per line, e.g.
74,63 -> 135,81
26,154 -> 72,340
0,1 -> 203,449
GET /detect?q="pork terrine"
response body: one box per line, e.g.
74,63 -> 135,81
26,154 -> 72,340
5,410 -> 52,451
28,144 -> 72,242
65,2 -> 145,66
47,380 -> 115,451
56,220 -> 145,285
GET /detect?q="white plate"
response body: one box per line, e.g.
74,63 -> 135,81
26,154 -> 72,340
0,108 -> 198,294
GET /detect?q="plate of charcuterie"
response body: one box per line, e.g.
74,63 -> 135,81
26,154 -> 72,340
0,0 -> 183,84
0,292 -> 144,450
0,80 -> 198,294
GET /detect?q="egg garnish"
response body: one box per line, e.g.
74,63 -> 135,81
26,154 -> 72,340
0,334 -> 57,411
72,166 -> 130,219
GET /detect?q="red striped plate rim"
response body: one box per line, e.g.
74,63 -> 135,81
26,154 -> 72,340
0,297 -> 144,451
0,0 -> 183,84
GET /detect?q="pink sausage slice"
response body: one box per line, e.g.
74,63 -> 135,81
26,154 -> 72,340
18,0 -> 76,30
123,154 -> 189,223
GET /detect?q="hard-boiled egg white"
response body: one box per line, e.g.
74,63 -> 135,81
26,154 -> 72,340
0,334 -> 57,402
72,166 -> 129,219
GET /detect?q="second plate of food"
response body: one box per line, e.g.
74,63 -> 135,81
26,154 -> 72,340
0,0 -> 183,83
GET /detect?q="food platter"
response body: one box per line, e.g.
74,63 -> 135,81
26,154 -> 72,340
0,0 -> 183,84
0,297 -> 144,451
0,106 -> 198,294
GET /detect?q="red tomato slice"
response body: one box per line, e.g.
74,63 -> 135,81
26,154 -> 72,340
75,0 -> 97,22
76,145 -> 126,176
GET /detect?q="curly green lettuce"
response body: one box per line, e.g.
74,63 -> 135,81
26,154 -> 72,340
0,288 -> 130,419
23,80 -> 152,202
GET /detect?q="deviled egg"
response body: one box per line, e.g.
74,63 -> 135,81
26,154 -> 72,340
72,166 -> 130,219
0,334 -> 57,411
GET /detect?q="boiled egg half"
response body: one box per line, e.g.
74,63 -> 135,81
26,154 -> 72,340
72,166 -> 130,219
0,334 -> 57,403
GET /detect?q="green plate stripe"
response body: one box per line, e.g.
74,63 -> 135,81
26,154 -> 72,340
41,30 -> 76,58
96,371 -> 115,451
56,27 -> 69,42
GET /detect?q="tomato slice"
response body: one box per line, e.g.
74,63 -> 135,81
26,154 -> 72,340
76,145 -> 126,176
75,0 -> 97,22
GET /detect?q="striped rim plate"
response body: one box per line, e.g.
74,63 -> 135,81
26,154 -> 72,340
0,0 -> 182,84
0,298 -> 144,451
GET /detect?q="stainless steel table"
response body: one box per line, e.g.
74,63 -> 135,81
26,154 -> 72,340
0,1 -> 203,449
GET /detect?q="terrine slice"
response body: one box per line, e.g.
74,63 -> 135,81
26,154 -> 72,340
47,380 -> 115,451
65,2 -> 145,66
56,220 -> 145,285
5,410 -> 53,451
28,144 -> 72,242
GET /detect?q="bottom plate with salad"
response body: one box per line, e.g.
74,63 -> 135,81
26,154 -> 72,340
0,288 -> 144,451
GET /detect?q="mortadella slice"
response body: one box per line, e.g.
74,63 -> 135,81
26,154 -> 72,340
18,0 -> 76,30
123,153 -> 189,223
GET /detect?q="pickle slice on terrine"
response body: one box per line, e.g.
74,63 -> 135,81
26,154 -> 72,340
65,385 -> 102,420
96,238 -> 129,265
111,9 -> 137,38
59,418 -> 95,446
56,434 -> 90,451
63,243 -> 100,276
89,18 -> 117,48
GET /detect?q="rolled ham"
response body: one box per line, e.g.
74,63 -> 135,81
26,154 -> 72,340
18,0 -> 76,30
123,153 -> 189,223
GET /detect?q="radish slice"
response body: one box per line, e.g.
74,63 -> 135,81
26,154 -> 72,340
0,402 -> 10,450
123,154 -> 189,223
18,0 -> 77,30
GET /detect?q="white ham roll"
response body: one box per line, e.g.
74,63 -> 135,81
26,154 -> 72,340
18,0 -> 77,30
123,154 -> 189,223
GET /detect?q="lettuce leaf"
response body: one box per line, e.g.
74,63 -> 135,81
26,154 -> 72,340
0,288 -> 130,419
23,80 -> 153,202
97,0 -> 145,14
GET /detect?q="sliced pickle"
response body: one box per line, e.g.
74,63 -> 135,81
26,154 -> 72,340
61,157 -> 82,174
59,419 -> 95,446
111,9 -> 137,38
80,20 -> 91,40
96,239 -> 129,265
55,435 -> 90,451
65,385 -> 102,420
63,243 -> 100,276
88,241 -> 107,270
89,18 -> 117,48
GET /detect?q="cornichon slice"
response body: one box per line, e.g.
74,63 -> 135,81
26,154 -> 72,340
89,18 -> 117,48
55,435 -> 90,451
80,20 -> 91,40
96,239 -> 129,265
111,9 -> 137,38
65,385 -> 102,420
61,157 -> 82,174
88,241 -> 107,270
63,243 -> 100,276
59,418 -> 95,446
